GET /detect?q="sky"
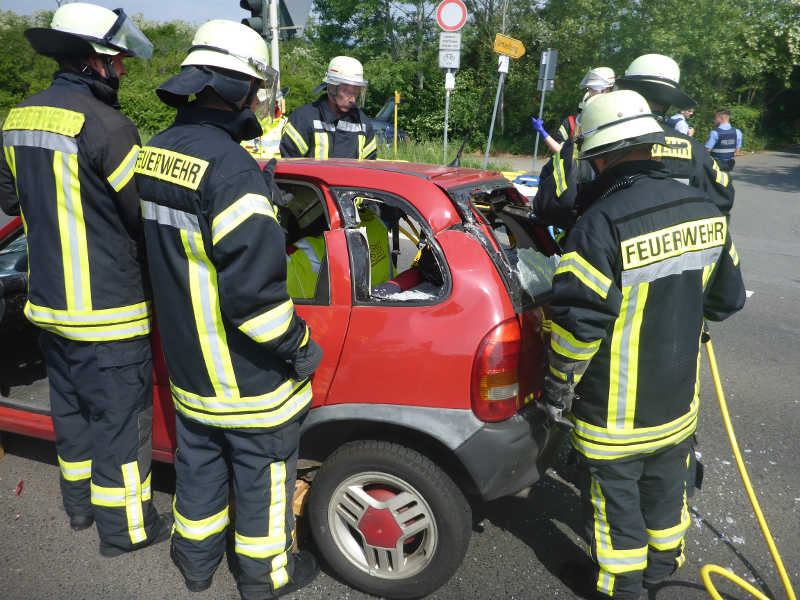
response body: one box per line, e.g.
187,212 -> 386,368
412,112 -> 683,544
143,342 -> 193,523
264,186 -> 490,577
0,0 -> 246,24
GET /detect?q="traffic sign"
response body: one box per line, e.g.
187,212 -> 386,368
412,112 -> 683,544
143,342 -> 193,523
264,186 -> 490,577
536,49 -> 559,91
439,50 -> 461,69
439,32 -> 462,51
493,33 -> 525,59
436,0 -> 467,32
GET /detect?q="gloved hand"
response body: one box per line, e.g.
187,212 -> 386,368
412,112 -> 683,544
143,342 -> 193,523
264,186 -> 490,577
261,158 -> 283,207
531,117 -> 550,140
292,338 -> 323,381
540,373 -> 575,429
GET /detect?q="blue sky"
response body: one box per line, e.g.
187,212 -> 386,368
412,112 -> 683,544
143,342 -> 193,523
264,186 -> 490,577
0,0 -> 245,24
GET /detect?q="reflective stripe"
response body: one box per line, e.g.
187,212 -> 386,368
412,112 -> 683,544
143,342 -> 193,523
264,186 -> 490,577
361,136 -> 377,159
597,570 -> 615,595
171,378 -> 310,414
312,119 -> 336,132
286,237 -> 325,298
134,146 -> 209,190
647,491 -> 690,550
3,129 -> 78,154
671,177 -> 691,186
3,146 -> 16,181
141,199 -> 200,232
58,456 -> 91,481
651,136 -> 692,160
591,478 -> 648,574
702,263 -> 716,290
3,106 -> 85,136
621,247 -> 721,286
557,124 -> 568,140
550,321 -> 601,361
181,230 -> 238,399
293,238 -> 323,273
553,152 -> 567,197
729,241 -> 739,266
25,300 -> 150,325
212,193 -> 276,245
171,380 -> 312,429
122,461 -> 147,544
55,151 -> 91,312
608,283 -> 648,430
32,315 -> 151,341
235,532 -> 286,558
107,145 -> 140,192
269,461 -> 289,589
357,134 -> 365,160
283,122 -> 308,155
91,473 -> 152,507
239,299 -> 295,344
556,251 -> 611,299
174,504 -> 229,541
712,159 -> 729,186
711,147 -> 736,156
572,417 -> 696,460
574,397 -> 699,443
336,121 -> 367,133
314,131 -> 329,160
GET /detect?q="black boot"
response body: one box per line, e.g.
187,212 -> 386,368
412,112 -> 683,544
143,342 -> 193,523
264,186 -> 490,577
69,512 -> 94,531
238,551 -> 320,600
170,540 -> 214,592
99,512 -> 173,557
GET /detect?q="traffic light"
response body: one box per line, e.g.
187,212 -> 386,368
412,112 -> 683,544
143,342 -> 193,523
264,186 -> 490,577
240,0 -> 266,38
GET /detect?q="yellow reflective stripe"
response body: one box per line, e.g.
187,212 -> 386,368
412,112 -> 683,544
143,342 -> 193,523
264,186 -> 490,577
357,134 -> 365,160
314,131 -> 329,160
28,310 -> 151,341
702,262 -> 717,290
171,380 -> 312,429
361,136 -> 377,159
557,124 -> 568,140
621,217 -> 727,270
712,159 -> 729,186
550,321 -> 601,361
729,241 -> 739,266
58,456 -> 92,481
24,300 -> 151,325
269,461 -> 289,589
134,146 -> 209,191
623,284 -> 647,429
591,477 -> 648,574
556,251 -> 611,299
647,491 -> 690,550
122,461 -> 147,544
553,152 -> 567,197
3,145 -> 16,181
239,299 -> 294,343
181,229 -> 239,399
283,122 -> 308,155
212,193 -> 276,245
597,570 -> 615,595
174,504 -> 229,541
549,363 -> 584,384
91,473 -> 152,507
575,397 -> 699,443
3,106 -> 85,136
54,151 -> 91,311
235,532 -> 286,558
299,325 -> 310,348
651,136 -> 692,160
107,144 -> 140,192
572,417 -> 697,460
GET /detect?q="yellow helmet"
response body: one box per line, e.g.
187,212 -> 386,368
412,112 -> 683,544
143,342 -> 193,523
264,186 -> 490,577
183,20 -> 272,81
324,56 -> 368,87
616,54 -> 695,109
580,67 -> 615,91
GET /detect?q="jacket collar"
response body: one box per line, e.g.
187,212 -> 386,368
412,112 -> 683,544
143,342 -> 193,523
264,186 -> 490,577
314,96 -> 361,123
174,102 -> 262,142
52,70 -> 120,108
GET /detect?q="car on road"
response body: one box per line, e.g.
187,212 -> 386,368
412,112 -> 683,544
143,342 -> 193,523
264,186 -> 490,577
370,97 -> 410,144
0,159 -> 558,599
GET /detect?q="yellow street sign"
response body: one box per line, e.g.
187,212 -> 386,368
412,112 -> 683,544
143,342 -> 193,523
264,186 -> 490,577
493,33 -> 525,59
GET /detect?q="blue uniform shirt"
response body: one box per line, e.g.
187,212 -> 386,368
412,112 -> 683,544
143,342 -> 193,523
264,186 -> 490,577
705,123 -> 742,151
667,113 -> 690,135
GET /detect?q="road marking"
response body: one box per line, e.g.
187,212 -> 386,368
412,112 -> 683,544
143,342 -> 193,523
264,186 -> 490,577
746,290 -> 755,298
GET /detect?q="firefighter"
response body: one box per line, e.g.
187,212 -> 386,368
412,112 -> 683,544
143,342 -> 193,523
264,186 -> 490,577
552,67 -> 616,145
134,20 -> 321,598
616,54 -> 734,216
0,2 -> 171,555
280,56 -> 378,160
540,90 -> 745,599
242,87 -> 288,160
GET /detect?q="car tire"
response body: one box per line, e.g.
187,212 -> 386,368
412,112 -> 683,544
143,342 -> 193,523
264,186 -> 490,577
307,439 -> 471,599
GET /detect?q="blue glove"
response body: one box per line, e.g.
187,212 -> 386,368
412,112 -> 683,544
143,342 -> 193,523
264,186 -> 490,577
531,117 -> 550,140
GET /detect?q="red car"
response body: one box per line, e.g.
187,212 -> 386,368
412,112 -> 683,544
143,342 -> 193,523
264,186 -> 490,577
0,159 -> 558,599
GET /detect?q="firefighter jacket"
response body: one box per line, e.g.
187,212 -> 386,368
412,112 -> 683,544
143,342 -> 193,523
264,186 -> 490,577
0,71 -> 151,342
534,121 -> 735,230
547,160 -> 745,462
552,115 -> 578,144
242,116 -> 286,160
280,97 -> 377,160
134,104 -> 313,430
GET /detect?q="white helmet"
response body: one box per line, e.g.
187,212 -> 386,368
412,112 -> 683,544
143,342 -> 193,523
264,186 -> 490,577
616,54 -> 695,109
25,2 -> 153,59
183,20 -> 272,81
577,90 -> 665,159
323,56 -> 368,87
579,67 -> 615,91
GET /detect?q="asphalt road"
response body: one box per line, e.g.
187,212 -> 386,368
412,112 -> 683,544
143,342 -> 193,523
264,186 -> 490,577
1,148 -> 799,600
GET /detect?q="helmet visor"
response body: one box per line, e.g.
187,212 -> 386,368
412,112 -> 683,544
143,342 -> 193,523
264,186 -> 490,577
103,10 -> 153,59
580,69 -> 614,90
329,83 -> 368,109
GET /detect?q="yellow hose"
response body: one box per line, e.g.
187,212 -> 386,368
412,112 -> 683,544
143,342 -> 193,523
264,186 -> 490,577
701,337 -> 797,600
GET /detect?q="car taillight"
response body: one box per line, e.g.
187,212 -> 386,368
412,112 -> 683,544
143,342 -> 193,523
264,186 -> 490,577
471,319 -> 521,422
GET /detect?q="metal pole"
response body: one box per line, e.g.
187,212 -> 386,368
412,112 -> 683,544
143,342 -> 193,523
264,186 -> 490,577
532,88 -> 547,172
443,83 -> 451,165
483,72 -> 505,170
393,90 -> 399,158
269,0 -> 280,89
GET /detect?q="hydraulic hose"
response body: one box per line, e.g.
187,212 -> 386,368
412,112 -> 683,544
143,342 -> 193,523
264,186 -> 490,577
701,334 -> 797,600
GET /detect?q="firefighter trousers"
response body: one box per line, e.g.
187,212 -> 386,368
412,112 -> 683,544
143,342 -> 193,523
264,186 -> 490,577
579,439 -> 693,599
40,331 -> 160,550
171,413 -> 300,596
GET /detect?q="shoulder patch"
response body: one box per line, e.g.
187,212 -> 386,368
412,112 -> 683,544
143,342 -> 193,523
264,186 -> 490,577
652,136 -> 692,160
3,106 -> 85,137
135,146 -> 209,191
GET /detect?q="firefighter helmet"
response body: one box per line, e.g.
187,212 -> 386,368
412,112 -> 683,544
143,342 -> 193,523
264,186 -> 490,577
25,2 -> 153,59
579,67 -> 615,91
324,56 -> 368,87
577,90 -> 666,159
616,54 -> 695,109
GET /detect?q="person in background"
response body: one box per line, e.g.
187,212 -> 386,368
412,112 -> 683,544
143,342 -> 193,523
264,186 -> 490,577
665,107 -> 695,137
705,109 -> 743,172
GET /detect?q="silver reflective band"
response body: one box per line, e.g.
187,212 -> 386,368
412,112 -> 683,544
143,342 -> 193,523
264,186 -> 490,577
3,130 -> 78,154
312,120 -> 336,132
26,302 -> 150,324
235,533 -> 286,557
141,200 -> 200,232
59,153 -> 87,310
575,401 -> 698,441
672,178 -> 691,186
336,121 -> 367,134
614,285 -> 643,429
109,148 -> 139,190
621,247 -> 722,287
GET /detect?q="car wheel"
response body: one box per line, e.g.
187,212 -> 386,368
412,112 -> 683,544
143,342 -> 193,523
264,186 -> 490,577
307,440 -> 471,599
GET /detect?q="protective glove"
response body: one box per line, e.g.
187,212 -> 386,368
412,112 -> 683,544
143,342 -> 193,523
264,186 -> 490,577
261,158 -> 284,207
540,372 -> 575,429
292,338 -> 323,381
531,117 -> 550,140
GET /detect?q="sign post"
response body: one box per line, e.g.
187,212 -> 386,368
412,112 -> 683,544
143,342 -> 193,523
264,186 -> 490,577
394,90 -> 400,157
436,0 -> 467,164
532,48 -> 558,172
483,33 -> 525,170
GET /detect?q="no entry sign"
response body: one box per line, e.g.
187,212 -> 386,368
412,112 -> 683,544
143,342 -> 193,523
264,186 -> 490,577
436,0 -> 467,32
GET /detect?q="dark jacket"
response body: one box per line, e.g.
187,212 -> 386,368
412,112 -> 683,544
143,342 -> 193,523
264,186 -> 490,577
280,96 -> 377,160
135,104 -> 313,430
0,71 -> 151,341
547,160 -> 745,462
